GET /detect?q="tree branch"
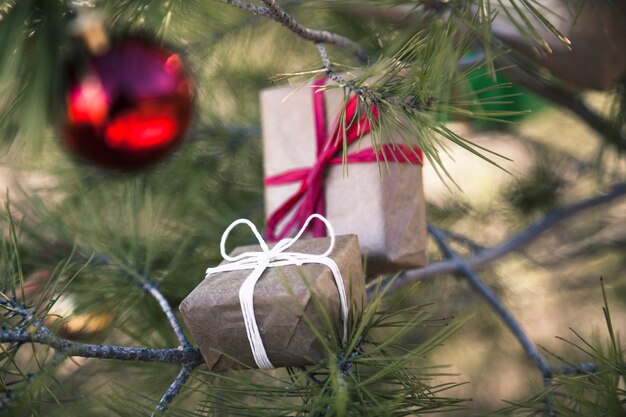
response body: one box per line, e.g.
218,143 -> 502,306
511,72 -> 626,150
221,0 -> 272,17
96,257 -> 193,351
262,0 -> 368,62
0,264 -> 203,416
142,281 -> 192,350
315,42 -> 430,113
428,225 -> 552,380
375,183 -> 626,294
152,364 -> 197,417
0,327 -> 202,365
315,43 -> 373,100
226,0 -> 368,63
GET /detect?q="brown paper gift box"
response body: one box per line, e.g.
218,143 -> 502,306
179,234 -> 365,372
261,81 -> 427,274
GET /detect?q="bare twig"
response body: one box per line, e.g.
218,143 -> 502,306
437,228 -> 486,252
428,225 -> 553,380
101,260 -> 201,414
376,183 -> 626,294
221,0 -> 272,16
97,257 -> 193,350
315,43 -> 347,85
238,0 -> 368,62
152,363 -> 197,417
552,362 -> 597,375
143,281 -> 192,350
0,327 -> 202,365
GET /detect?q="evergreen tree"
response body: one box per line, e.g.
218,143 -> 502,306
0,1 -> 624,416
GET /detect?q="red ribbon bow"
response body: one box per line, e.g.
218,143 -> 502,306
264,77 -> 424,242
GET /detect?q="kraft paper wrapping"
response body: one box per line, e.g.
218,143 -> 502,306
261,82 -> 427,274
179,234 -> 365,372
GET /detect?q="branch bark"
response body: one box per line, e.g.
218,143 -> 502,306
0,328 -> 202,365
0,267 -> 202,416
428,225 -> 552,379
260,0 -> 368,63
375,183 -> 626,294
222,0 -> 368,63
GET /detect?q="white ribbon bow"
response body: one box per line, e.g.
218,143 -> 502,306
205,214 -> 349,370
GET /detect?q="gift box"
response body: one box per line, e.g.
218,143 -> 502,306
261,78 -> 427,274
179,225 -> 365,372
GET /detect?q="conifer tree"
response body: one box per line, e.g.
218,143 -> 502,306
0,1 -> 624,416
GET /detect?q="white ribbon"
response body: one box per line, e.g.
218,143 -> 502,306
205,214 -> 349,370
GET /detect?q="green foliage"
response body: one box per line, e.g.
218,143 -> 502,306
0,203 -> 470,416
0,0 -> 69,148
490,280 -> 625,417
0,1 -> 624,416
170,282 -> 468,417
502,159 -> 563,218
0,0 -> 575,166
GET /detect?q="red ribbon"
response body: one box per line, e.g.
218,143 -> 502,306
265,77 -> 424,242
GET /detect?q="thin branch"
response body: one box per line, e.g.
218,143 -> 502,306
376,183 -> 626,294
94,258 -> 201,414
221,0 -> 272,16
258,0 -> 368,63
315,43 -> 373,100
97,257 -> 193,351
428,225 -> 552,379
315,42 -> 429,112
0,296 -> 34,320
316,43 -> 346,86
142,281 -> 192,350
552,362 -> 597,375
0,327 -> 202,365
152,364 -> 197,417
437,228 -> 486,253
1,262 -> 202,416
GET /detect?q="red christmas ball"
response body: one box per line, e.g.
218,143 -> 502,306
62,37 -> 194,170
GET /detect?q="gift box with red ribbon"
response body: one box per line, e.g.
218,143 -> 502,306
261,78 -> 427,274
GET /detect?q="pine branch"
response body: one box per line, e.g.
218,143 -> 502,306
95,256 -> 193,350
427,225 -> 553,380
142,281 -> 192,350
223,0 -> 368,63
369,182 -> 626,410
152,364 -> 195,417
315,43 -> 377,102
0,328 -> 200,364
221,0 -> 272,16
0,266 -> 203,415
314,41 -> 440,121
379,182 -> 626,292
552,362 -> 598,375
0,294 -> 201,365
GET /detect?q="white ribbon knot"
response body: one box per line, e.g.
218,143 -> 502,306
205,214 -> 349,370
